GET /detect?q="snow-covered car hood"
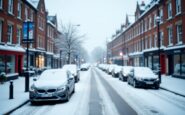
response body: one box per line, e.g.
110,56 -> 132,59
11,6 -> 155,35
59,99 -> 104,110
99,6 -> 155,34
122,66 -> 133,75
114,66 -> 122,73
134,67 -> 158,79
34,80 -> 67,89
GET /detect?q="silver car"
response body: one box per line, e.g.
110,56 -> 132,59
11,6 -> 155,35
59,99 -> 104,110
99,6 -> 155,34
29,69 -> 75,104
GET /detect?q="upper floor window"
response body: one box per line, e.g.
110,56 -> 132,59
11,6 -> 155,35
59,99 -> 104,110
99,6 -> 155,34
176,0 -> 181,14
0,0 -> 3,9
16,28 -> 21,45
17,2 -> 22,19
154,13 -> 157,27
177,24 -> 182,44
159,8 -> 163,23
0,21 -> 2,42
168,26 -> 173,45
167,2 -> 172,19
30,10 -> 33,21
8,0 -> 13,14
154,34 -> 157,47
25,7 -> 28,21
160,31 -> 164,46
145,37 -> 148,49
149,16 -> 152,29
7,24 -> 13,44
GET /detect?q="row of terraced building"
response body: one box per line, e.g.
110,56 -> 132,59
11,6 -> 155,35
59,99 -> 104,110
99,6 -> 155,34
107,0 -> 185,78
0,0 -> 61,77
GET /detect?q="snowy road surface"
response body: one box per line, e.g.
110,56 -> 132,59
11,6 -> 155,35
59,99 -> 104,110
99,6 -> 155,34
12,67 -> 185,115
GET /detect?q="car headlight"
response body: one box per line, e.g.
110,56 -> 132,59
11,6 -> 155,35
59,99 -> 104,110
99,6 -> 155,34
30,84 -> 37,92
156,78 -> 159,81
57,86 -> 66,92
123,73 -> 127,77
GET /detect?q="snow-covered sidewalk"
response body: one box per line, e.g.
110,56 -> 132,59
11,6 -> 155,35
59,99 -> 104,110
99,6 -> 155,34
161,75 -> 185,96
0,77 -> 33,115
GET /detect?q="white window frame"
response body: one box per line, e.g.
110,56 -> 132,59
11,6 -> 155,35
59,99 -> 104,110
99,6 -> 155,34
177,24 -> 182,44
160,31 -> 164,46
145,37 -> 148,49
8,0 -> 13,14
0,0 -> 3,9
17,1 -> 22,19
168,26 -> 173,45
25,7 -> 28,21
154,34 -> 157,47
176,0 -> 181,14
167,2 -> 172,19
159,8 -> 163,23
16,28 -> 21,45
7,24 -> 13,44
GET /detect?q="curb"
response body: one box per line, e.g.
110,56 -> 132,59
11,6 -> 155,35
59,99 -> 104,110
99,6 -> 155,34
4,100 -> 30,115
160,87 -> 185,98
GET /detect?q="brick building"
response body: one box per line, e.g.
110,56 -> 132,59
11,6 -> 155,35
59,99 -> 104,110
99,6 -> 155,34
0,0 -> 61,77
108,0 -> 185,78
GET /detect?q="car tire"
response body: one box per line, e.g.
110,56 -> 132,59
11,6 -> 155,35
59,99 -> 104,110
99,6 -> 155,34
30,101 -> 37,105
155,84 -> 160,89
66,90 -> 70,102
133,80 -> 137,88
72,85 -> 75,94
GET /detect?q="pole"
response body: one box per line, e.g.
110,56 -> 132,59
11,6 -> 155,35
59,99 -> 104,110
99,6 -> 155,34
25,22 -> 30,92
60,50 -> 62,68
157,3 -> 161,83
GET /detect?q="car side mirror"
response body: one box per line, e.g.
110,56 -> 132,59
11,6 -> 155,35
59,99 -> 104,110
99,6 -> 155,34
129,71 -> 134,76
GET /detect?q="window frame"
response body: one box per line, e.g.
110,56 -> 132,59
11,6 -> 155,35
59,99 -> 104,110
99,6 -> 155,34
168,26 -> 173,45
7,24 -> 13,44
177,24 -> 182,44
167,2 -> 172,19
8,0 -> 14,15
176,0 -> 181,14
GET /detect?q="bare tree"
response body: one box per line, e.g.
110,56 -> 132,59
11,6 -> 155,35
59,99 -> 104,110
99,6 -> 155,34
91,46 -> 106,63
55,23 -> 85,64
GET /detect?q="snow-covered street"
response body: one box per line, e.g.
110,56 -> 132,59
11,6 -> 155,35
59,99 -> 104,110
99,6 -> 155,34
2,67 -> 185,115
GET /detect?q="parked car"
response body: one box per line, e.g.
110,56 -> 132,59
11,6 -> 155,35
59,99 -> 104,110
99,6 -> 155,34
106,64 -> 117,75
112,65 -> 122,77
80,63 -> 90,71
119,66 -> 133,81
127,67 -> 160,89
29,69 -> 75,104
62,64 -> 80,82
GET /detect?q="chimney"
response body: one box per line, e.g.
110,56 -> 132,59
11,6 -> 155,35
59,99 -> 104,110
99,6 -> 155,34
141,1 -> 145,6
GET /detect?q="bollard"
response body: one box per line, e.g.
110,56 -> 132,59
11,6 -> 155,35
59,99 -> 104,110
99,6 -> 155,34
9,81 -> 13,99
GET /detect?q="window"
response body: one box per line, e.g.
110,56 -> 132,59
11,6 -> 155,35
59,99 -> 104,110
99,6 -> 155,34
154,34 -> 157,47
145,37 -> 148,49
8,0 -> 13,14
160,31 -> 164,46
159,8 -> 163,23
176,0 -> 181,14
149,35 -> 152,48
7,24 -> 13,44
177,24 -> 182,44
17,1 -> 22,19
149,16 -> 152,29
0,21 -> 2,42
154,13 -> 157,27
167,2 -> 172,19
0,0 -> 2,9
168,26 -> 173,45
25,7 -> 28,21
16,28 -> 21,45
30,10 -> 33,21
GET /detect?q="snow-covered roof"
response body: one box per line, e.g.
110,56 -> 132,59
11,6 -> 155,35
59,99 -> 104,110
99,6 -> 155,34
47,20 -> 56,28
26,0 -> 39,9
46,51 -> 54,55
0,44 -> 25,52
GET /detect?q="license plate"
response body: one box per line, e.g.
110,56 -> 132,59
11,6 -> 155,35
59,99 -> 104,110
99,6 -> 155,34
41,93 -> 52,97
146,82 -> 153,84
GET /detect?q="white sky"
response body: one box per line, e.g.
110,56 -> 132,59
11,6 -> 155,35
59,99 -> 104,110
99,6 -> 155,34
45,0 -> 150,54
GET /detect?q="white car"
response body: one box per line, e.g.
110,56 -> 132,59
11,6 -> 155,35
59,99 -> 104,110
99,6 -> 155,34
107,64 -> 117,75
119,66 -> 133,81
63,64 -> 80,82
112,65 -> 122,77
29,69 -> 75,104
127,67 -> 160,89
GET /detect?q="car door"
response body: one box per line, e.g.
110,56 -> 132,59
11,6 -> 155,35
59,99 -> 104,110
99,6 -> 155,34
67,72 -> 75,94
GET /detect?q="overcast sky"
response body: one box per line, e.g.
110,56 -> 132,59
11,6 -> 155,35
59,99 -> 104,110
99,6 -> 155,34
45,0 -> 150,54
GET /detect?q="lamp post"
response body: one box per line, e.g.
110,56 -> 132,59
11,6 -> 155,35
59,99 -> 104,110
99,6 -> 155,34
156,2 -> 161,83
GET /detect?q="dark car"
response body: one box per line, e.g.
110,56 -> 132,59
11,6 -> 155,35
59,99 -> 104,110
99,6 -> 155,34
29,69 -> 75,104
127,67 -> 160,89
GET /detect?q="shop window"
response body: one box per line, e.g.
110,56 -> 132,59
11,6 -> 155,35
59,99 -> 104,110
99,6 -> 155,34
174,54 -> 180,75
6,55 -> 15,74
148,56 -> 152,69
0,20 -> 2,42
153,56 -> 159,72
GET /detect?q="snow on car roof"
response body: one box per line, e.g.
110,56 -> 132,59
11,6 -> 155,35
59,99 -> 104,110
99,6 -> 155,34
134,67 -> 155,76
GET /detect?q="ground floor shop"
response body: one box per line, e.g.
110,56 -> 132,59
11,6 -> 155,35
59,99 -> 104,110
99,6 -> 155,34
0,45 -> 24,76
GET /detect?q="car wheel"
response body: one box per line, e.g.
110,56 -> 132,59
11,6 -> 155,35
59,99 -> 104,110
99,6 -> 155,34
66,90 -> 70,102
30,101 -> 37,105
133,80 -> 137,88
72,85 -> 75,93
155,84 -> 159,89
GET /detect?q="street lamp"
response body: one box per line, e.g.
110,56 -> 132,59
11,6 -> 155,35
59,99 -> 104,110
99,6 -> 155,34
156,2 -> 161,83
119,51 -> 123,66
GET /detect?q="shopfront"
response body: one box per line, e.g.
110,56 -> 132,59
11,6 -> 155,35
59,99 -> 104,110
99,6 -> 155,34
0,45 -> 24,75
165,47 -> 185,78
144,50 -> 166,74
